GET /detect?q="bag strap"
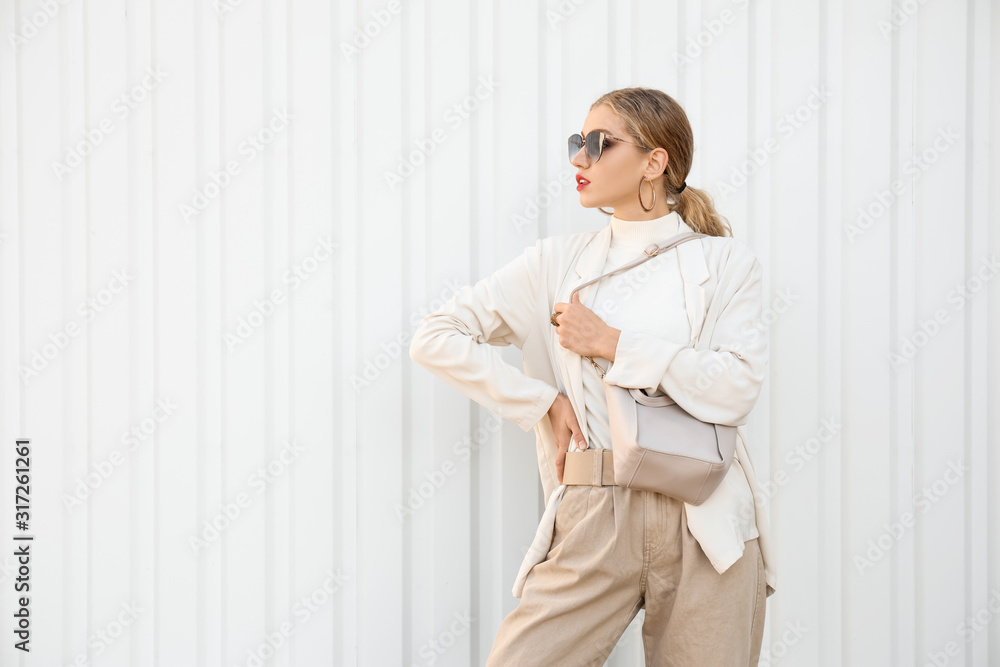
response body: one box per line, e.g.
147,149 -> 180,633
571,231 -> 708,379
569,231 -> 707,299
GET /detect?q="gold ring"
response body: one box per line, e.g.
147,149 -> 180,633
550,312 -> 559,326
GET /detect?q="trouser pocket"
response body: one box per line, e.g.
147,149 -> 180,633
549,485 -> 593,555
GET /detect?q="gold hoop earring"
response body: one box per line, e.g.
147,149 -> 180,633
638,175 -> 655,212
598,207 -> 613,215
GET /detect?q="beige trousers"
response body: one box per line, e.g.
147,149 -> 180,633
486,484 -> 766,666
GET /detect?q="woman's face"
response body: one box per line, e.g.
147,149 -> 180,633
571,104 -> 669,217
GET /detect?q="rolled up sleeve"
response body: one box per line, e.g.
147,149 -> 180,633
601,256 -> 767,427
409,240 -> 560,432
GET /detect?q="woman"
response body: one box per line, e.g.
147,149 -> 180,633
409,87 -> 776,666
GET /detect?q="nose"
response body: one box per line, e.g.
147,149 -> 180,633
570,144 -> 590,168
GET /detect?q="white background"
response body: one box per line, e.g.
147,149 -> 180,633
0,0 -> 998,666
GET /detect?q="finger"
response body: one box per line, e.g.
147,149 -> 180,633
566,409 -> 587,451
571,291 -> 580,303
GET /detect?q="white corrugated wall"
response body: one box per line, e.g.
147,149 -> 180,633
0,0 -> 996,665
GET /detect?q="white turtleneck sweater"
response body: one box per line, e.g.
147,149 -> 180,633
581,210 -> 689,451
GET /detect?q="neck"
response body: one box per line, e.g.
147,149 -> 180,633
609,209 -> 682,248
608,204 -> 675,221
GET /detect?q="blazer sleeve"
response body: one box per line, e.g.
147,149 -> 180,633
601,252 -> 767,427
409,239 -> 561,432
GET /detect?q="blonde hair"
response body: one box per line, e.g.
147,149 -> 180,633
590,87 -> 732,238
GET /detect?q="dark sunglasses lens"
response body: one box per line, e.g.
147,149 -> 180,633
585,131 -> 603,161
568,134 -> 584,160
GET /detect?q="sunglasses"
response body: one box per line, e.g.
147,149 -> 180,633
568,130 -> 652,162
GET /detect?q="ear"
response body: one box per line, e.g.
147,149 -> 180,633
646,147 -> 669,178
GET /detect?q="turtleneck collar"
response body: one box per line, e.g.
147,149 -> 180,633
610,209 -> 685,248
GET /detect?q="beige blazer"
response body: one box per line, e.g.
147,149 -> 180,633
409,213 -> 777,598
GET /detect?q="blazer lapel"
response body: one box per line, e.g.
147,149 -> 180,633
552,216 -> 712,446
555,226 -> 611,445
676,236 -> 712,344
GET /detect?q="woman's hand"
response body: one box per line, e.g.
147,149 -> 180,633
546,392 -> 587,485
551,292 -> 620,360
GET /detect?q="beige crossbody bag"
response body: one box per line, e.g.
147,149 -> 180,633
569,232 -> 736,506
